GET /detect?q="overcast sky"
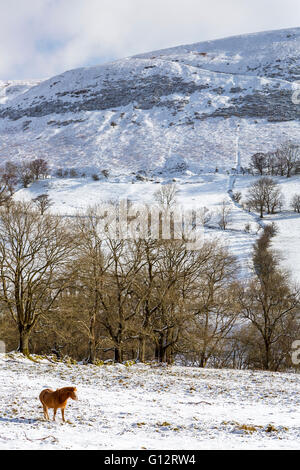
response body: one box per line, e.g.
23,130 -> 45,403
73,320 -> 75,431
0,0 -> 299,80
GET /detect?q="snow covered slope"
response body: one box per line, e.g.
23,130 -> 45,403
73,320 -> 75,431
0,80 -> 41,105
14,172 -> 300,282
0,353 -> 299,450
0,27 -> 299,174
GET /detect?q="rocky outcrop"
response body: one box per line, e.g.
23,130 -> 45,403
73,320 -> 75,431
199,90 -> 300,122
0,76 -> 210,120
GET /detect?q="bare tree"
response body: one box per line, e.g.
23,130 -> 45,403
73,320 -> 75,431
147,239 -> 216,364
101,169 -> 109,179
187,245 -> 238,367
250,152 -> 267,175
0,202 -> 76,356
245,177 -> 283,218
69,168 -> 78,178
73,208 -> 113,363
237,276 -> 299,370
0,162 -> 18,195
130,238 -> 162,362
32,194 -> 53,215
29,159 -> 49,180
150,240 -> 196,363
217,199 -> 232,230
0,181 -> 11,207
249,143 -> 300,178
265,151 -> 279,176
291,194 -> 300,213
154,184 -> 178,209
278,142 -> 300,178
55,168 -> 63,178
232,191 -> 242,203
198,207 -> 212,226
17,163 -> 34,188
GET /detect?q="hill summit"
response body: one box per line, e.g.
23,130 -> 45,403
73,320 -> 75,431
0,27 -> 299,175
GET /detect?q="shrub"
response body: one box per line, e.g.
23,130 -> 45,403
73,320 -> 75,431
101,169 -> 109,179
232,191 -> 242,203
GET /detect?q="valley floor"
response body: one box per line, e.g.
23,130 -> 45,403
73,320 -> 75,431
0,354 -> 300,450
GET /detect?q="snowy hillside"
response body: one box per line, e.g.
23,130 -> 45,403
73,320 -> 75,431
0,353 -> 299,450
13,170 -> 300,282
0,80 -> 41,105
0,27 -> 299,174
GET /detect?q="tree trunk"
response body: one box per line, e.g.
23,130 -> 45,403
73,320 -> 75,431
260,205 -> 264,218
154,343 -> 159,361
138,336 -> 146,362
87,314 -> 96,363
17,325 -> 31,356
165,345 -> 174,364
199,355 -> 207,368
87,338 -> 96,364
263,339 -> 271,370
155,337 -> 164,362
114,346 -> 123,363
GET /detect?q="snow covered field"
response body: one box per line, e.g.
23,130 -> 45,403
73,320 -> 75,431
14,171 -> 236,217
13,169 -> 300,282
233,174 -> 300,283
13,172 -> 257,277
0,353 -> 299,450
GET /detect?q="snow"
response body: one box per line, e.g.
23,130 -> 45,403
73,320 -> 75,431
1,26 -> 300,451
0,28 -> 299,174
163,154 -> 188,173
0,353 -> 299,450
233,175 -> 300,283
13,171 -> 258,279
13,167 -> 300,282
135,27 -> 300,82
0,79 -> 41,105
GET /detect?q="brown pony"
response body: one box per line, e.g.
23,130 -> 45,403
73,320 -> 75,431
39,387 -> 78,422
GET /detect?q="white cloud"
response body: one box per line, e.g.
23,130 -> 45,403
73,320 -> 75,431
0,0 -> 299,79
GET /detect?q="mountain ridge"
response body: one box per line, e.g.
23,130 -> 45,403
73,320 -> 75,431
0,27 -> 299,174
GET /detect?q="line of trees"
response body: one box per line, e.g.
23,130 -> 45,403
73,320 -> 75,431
250,142 -> 300,178
0,201 -> 299,371
242,177 -> 300,219
0,158 -> 49,198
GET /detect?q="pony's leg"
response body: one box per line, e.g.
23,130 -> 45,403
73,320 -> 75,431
61,408 -> 65,422
53,408 -> 57,421
43,405 -> 49,420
